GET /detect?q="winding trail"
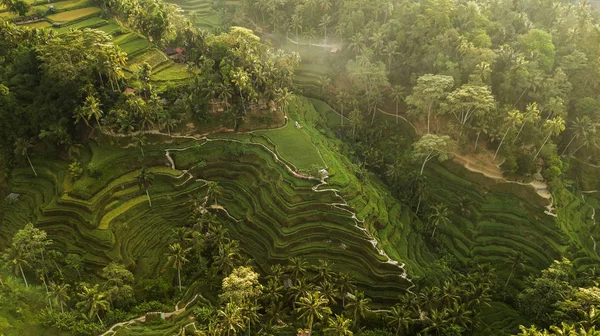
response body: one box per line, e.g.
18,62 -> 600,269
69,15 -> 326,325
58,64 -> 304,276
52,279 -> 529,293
160,133 -> 415,292
99,295 -> 199,336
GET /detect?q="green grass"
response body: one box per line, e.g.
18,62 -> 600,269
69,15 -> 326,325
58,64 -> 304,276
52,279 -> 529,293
255,98 -> 325,172
151,64 -> 192,81
46,6 -> 101,22
25,20 -> 52,28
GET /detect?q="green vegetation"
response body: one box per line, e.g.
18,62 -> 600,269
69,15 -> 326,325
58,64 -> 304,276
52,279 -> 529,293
2,0 -> 600,334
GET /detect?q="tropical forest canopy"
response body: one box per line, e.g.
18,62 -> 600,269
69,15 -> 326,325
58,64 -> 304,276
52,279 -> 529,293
0,0 -> 600,335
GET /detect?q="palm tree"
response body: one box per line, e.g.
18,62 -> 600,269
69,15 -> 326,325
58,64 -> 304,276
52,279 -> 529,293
494,109 -> 523,160
533,116 -> 566,160
428,204 -> 451,239
337,272 -> 356,308
387,305 -> 411,336
513,102 -> 540,145
345,290 -> 371,329
382,41 -> 399,70
206,181 -> 224,206
168,243 -> 191,292
290,12 -> 303,50
504,251 -> 525,290
48,282 -> 70,313
296,291 -> 332,335
171,227 -> 192,247
336,91 -> 350,126
304,28 -> 317,49
137,166 -> 154,207
313,259 -> 334,283
324,314 -> 353,335
213,240 -> 240,276
348,33 -> 365,55
14,138 -> 37,176
287,256 -> 308,283
562,116 -> 595,156
2,247 -> 30,287
76,284 -> 109,325
84,95 -> 103,129
422,308 -> 451,335
133,133 -> 147,156
320,14 -> 332,44
389,85 -> 404,124
289,278 -> 313,310
369,31 -> 385,55
218,302 -> 245,336
317,280 -> 340,307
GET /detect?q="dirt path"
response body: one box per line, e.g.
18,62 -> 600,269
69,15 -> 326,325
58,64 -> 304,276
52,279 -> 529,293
453,152 -> 553,200
100,295 -> 199,336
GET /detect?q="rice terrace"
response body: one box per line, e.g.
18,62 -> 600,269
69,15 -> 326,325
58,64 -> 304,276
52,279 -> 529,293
1,0 -> 600,335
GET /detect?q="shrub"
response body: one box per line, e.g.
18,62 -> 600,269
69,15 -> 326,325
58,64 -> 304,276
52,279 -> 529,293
69,161 -> 83,180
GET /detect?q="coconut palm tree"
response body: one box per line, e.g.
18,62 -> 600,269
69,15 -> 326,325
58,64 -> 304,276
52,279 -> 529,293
171,227 -> 192,247
83,95 -> 103,129
513,102 -> 540,145
168,243 -> 191,292
137,166 -> 154,207
337,272 -> 356,308
494,109 -> 523,160
289,278 -> 314,310
324,314 -> 353,336
133,133 -> 147,156
320,14 -> 332,44
296,291 -> 332,335
313,259 -> 334,283
504,251 -> 525,290
2,247 -> 30,287
533,116 -> 565,160
287,256 -> 308,283
317,280 -> 340,307
382,41 -> 399,70
562,116 -> 595,156
48,282 -> 70,313
14,138 -> 37,176
76,284 -> 109,325
428,204 -> 451,239
345,290 -> 371,329
213,240 -> 240,276
389,85 -> 404,124
336,91 -> 350,126
422,308 -> 451,335
206,181 -> 224,206
387,305 -> 411,336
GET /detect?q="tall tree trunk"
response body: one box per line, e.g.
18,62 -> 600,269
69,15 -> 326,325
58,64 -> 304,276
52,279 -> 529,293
60,300 -> 64,314
474,132 -> 481,151
146,189 -> 152,207
533,134 -> 551,160
561,134 -> 577,156
396,102 -> 399,124
494,126 -> 511,160
27,155 -> 38,177
503,269 -> 515,290
431,226 -> 437,239
96,312 -> 104,326
513,121 -> 526,145
178,267 -> 182,292
371,105 -> 377,125
19,264 -> 28,287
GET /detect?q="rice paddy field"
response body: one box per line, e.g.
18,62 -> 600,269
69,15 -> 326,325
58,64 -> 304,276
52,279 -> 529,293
163,0 -> 240,31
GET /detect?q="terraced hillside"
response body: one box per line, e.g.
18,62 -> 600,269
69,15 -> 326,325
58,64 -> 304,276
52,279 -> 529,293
0,100 -> 416,306
164,0 -> 239,31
